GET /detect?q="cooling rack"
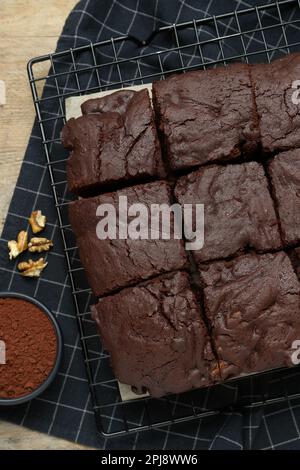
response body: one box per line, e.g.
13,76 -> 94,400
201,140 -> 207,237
27,0 -> 300,437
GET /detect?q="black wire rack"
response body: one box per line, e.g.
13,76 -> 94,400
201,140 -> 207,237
27,0 -> 300,437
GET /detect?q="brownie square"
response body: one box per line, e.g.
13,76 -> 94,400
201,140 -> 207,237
174,162 -> 281,263
269,149 -> 300,245
91,272 -> 220,397
252,53 -> 300,153
62,89 -> 164,196
199,252 -> 300,380
152,63 -> 259,172
69,181 -> 187,297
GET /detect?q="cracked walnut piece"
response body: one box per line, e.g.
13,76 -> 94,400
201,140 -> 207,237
28,238 -> 53,253
29,210 -> 46,234
8,231 -> 28,260
18,258 -> 48,277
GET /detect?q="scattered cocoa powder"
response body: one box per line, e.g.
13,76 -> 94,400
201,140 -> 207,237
0,297 -> 57,399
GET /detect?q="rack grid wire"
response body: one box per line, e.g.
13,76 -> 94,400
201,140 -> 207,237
27,0 -> 300,437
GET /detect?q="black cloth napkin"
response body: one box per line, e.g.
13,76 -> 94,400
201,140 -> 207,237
1,0 -> 300,450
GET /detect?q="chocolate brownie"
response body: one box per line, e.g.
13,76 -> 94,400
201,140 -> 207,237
91,272 -> 220,397
174,162 -> 282,263
269,149 -> 300,245
287,247 -> 300,281
81,89 -> 143,115
199,252 -> 300,380
62,89 -> 164,196
152,63 -> 259,172
252,53 -> 300,153
69,181 -> 187,297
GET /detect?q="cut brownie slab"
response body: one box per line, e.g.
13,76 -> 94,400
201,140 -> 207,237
287,247 -> 300,281
252,53 -> 300,153
174,162 -> 282,263
269,149 -> 300,246
152,63 -> 259,172
91,272 -> 220,397
199,252 -> 300,380
62,89 -> 164,196
69,181 -> 187,297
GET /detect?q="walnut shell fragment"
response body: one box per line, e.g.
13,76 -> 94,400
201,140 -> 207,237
28,237 -> 53,253
18,258 -> 48,277
8,231 -> 28,260
29,210 -> 46,234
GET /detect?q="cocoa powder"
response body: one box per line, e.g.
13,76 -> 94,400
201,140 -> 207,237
0,297 -> 57,399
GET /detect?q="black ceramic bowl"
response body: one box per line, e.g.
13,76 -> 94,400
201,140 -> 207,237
0,292 -> 63,406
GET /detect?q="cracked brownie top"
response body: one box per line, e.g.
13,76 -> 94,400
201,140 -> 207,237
174,161 -> 282,263
68,181 -> 187,297
252,53 -> 300,153
91,271 -> 220,397
62,89 -> 164,196
152,62 -> 260,172
199,252 -> 300,380
269,149 -> 300,246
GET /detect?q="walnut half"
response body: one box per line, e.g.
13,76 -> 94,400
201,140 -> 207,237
8,231 -> 28,260
18,258 -> 48,277
28,237 -> 53,253
29,210 -> 46,234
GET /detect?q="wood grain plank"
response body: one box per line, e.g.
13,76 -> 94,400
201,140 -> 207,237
1,0 -> 78,37
0,422 -> 89,450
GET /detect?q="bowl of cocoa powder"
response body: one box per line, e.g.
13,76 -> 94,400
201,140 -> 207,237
0,292 -> 63,405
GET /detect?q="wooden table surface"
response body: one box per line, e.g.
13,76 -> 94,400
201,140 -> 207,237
0,0 -> 92,450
